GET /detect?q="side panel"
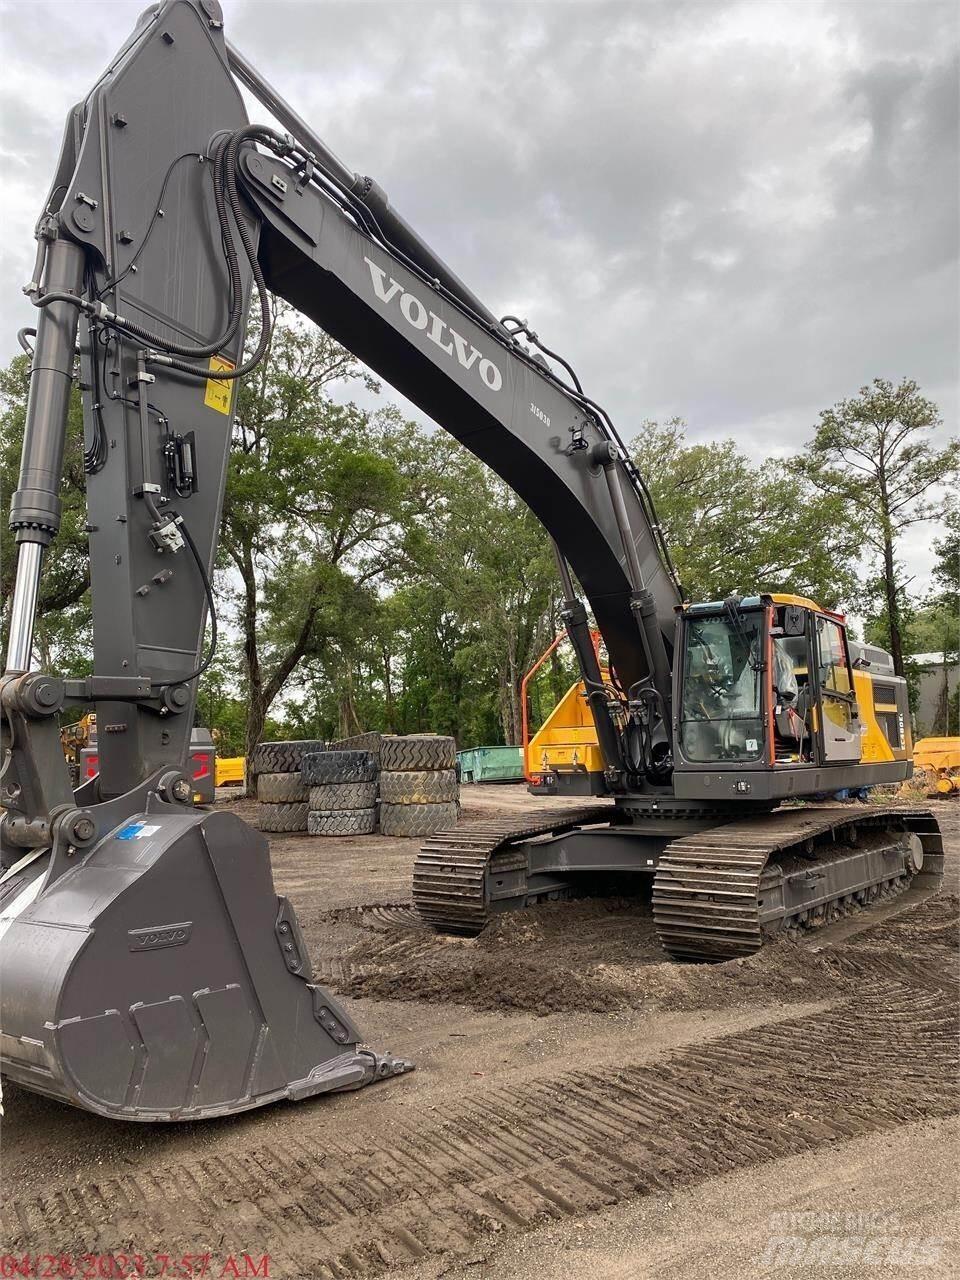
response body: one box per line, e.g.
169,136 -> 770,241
858,670 -> 910,763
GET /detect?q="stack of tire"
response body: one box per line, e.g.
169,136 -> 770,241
379,734 -> 459,836
303,748 -> 379,836
328,731 -> 383,760
253,739 -> 326,833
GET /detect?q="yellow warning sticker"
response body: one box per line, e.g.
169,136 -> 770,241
204,356 -> 235,415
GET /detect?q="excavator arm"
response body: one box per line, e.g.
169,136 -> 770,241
239,109 -> 682,696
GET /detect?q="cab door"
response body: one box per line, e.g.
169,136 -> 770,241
814,615 -> 861,762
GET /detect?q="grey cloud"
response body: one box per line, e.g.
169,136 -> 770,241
0,0 -> 956,589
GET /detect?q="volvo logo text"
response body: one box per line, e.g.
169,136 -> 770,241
364,257 -> 503,392
127,921 -> 193,952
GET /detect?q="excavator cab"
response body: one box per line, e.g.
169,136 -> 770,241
672,594 -> 911,802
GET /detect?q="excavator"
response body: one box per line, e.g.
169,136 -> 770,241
0,0 -> 942,1123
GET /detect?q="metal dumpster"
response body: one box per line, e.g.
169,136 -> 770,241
457,745 -> 524,783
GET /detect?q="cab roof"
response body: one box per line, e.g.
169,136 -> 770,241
682,593 -> 839,620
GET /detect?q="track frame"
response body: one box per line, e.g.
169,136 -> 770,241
413,804 -> 943,961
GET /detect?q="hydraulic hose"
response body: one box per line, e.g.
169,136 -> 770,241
32,127 -> 279,382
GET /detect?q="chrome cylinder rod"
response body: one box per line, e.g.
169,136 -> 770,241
5,542 -> 44,673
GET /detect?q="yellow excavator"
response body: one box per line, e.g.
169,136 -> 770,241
59,712 -> 97,788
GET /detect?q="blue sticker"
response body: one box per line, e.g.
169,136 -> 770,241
116,821 -> 146,841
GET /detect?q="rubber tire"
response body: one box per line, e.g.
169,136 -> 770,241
379,769 -> 458,804
251,739 -> 327,775
256,772 -> 308,803
308,808 -> 377,836
308,781 -> 377,811
328,732 -> 383,759
380,735 -> 456,771
302,750 -> 378,786
257,801 -> 308,833
379,800 -> 459,837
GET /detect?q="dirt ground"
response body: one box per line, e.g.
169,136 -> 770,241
1,786 -> 957,1279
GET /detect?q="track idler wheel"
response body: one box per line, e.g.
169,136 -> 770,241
903,832 -> 924,876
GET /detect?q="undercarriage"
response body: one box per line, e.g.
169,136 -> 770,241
413,803 -> 943,960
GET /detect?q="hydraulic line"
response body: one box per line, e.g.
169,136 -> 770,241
140,490 -> 218,686
208,82 -> 681,602
32,127 -> 277,382
177,516 -> 218,682
226,39 -> 503,331
551,540 -> 626,778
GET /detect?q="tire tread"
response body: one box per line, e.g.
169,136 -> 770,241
379,800 -> 459,837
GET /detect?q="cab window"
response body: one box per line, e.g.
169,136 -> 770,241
817,617 -> 851,696
679,612 -> 765,763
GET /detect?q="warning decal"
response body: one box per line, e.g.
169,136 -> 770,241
204,356 -> 235,415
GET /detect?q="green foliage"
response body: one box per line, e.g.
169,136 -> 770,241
798,379 -> 953,544
392,443 -> 560,744
196,650 -> 254,757
220,301 -> 435,764
923,499 -> 959,658
631,418 -> 862,607
3,328 -> 952,762
792,378 -> 957,674
277,441 -> 564,747
901,603 -> 958,658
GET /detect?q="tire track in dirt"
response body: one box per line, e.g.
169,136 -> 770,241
4,896 -> 957,1279
312,896 -> 671,1015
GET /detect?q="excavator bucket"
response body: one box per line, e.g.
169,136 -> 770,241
0,807 -> 410,1120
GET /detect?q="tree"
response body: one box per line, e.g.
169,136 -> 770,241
393,444 -> 561,745
793,379 -> 958,676
274,434 -> 570,750
631,418 -> 863,607
923,500 -> 959,735
220,300 -> 439,769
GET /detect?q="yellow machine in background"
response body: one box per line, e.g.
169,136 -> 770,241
215,755 -> 246,787
913,737 -> 960,795
523,629 -> 612,796
60,713 -> 96,787
526,673 -> 608,784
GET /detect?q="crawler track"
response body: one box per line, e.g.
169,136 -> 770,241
415,802 -> 942,962
413,804 -> 612,932
653,805 -> 942,960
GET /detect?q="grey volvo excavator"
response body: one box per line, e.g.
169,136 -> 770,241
0,0 -> 941,1122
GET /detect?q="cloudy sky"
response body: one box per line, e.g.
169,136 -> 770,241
0,0 -> 957,592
